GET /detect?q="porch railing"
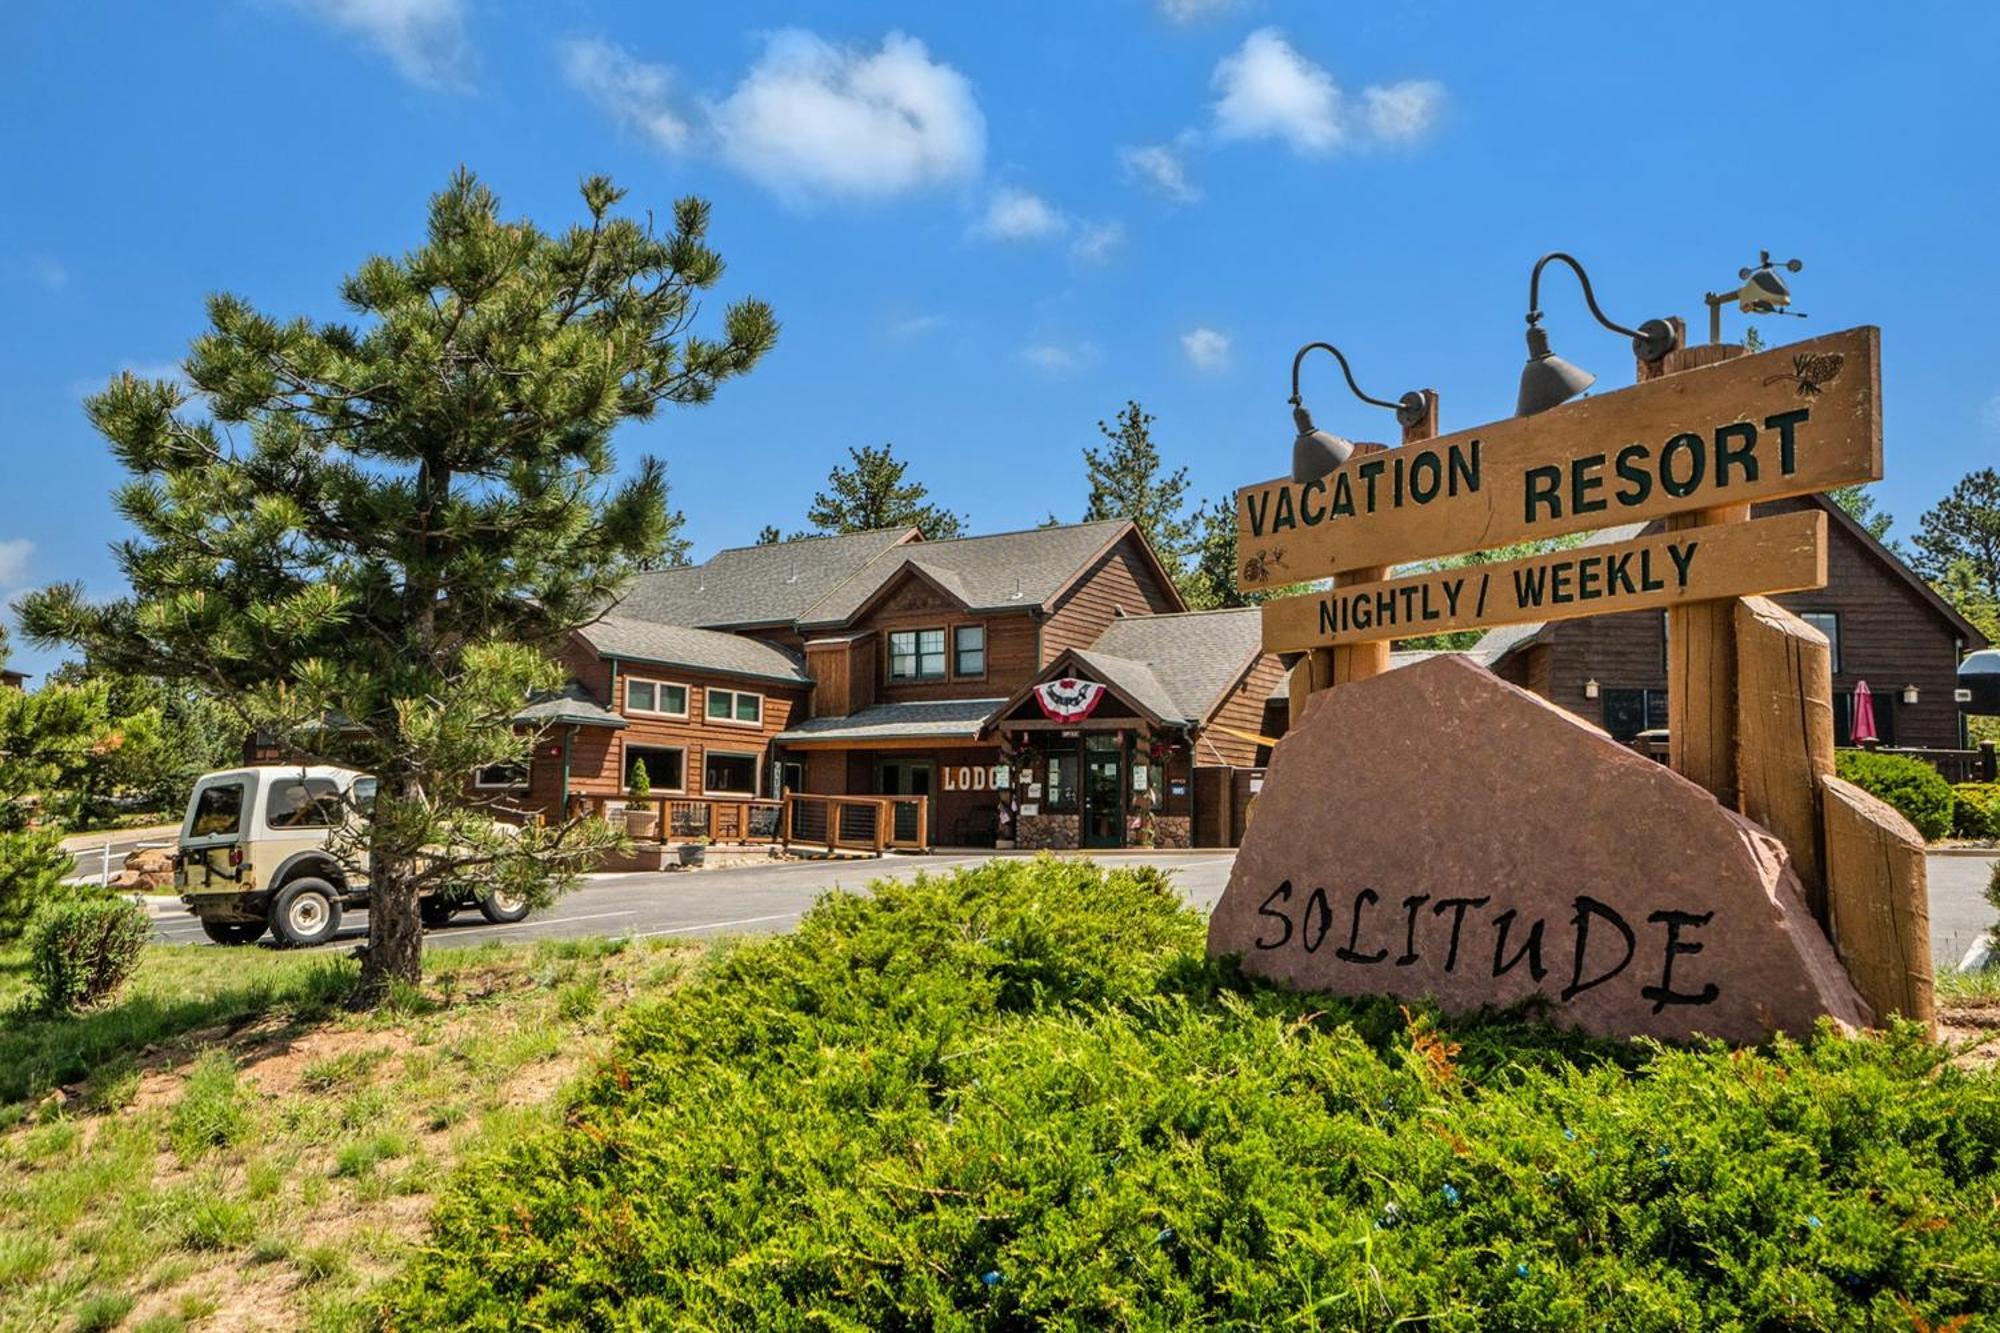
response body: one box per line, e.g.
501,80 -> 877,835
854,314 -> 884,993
1844,743 -> 1997,785
568,794 -> 787,844
781,793 -> 929,854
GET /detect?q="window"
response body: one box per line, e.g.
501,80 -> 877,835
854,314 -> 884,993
1800,612 -> 1841,672
266,777 -> 344,828
188,781 -> 246,838
705,688 -> 764,726
1602,689 -> 1669,742
953,624 -> 986,677
888,628 -> 947,681
472,763 -> 529,791
1043,746 -> 1079,813
704,751 -> 759,795
625,677 -> 689,718
623,746 -> 686,792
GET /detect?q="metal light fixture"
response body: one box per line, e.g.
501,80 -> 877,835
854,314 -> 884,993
1902,684 -> 1920,706
1584,678 -> 1600,700
1288,342 -> 1428,484
1516,252 -> 1678,416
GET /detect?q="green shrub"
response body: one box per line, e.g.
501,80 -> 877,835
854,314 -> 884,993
1834,749 -> 1954,840
387,859 -> 2000,1330
24,895 -> 150,1013
0,827 -> 78,941
1953,782 -> 2000,840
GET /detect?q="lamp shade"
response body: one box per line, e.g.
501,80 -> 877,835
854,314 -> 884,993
1290,404 -> 1354,484
1960,647 -> 2000,715
1516,325 -> 1596,416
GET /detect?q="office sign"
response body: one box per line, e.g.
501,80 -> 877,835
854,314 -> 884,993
1261,510 -> 1827,652
1235,326 -> 1879,590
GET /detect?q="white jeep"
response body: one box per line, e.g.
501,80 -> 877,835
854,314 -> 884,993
175,766 -> 530,947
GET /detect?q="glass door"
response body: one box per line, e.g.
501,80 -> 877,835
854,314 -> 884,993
1081,737 -> 1124,848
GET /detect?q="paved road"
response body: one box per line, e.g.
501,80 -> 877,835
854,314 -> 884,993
144,851 -> 1241,952
143,849 -> 1997,969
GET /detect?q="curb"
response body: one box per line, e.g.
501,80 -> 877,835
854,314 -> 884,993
1929,847 -> 2000,859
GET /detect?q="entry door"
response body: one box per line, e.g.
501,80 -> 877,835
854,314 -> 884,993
877,760 -> 935,841
1081,739 -> 1124,848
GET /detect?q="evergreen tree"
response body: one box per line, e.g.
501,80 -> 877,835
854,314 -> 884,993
1933,558 -> 2000,645
806,444 -> 964,538
755,525 -> 784,546
1081,401 -> 1198,590
20,171 -> 777,1002
1828,484 -> 1894,541
0,648 -> 110,936
1910,468 -> 2000,590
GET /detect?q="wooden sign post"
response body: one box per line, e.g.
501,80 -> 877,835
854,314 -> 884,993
1229,324 -> 1933,1035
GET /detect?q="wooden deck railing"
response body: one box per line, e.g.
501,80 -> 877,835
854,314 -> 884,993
566,792 -> 929,854
1843,743 -> 1997,785
781,793 -> 929,854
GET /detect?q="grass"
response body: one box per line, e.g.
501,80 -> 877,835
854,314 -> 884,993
387,859 -> 2000,1331
0,933 -> 704,1331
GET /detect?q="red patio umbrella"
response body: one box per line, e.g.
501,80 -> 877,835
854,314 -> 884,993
1850,679 -> 1879,746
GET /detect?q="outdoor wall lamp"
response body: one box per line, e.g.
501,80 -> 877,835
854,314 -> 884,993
1584,678 -> 1600,700
1902,684 -> 1920,706
1516,252 -> 1679,417
1288,341 -> 1428,484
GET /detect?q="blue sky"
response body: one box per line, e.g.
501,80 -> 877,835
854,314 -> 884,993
3,1 -> 1996,680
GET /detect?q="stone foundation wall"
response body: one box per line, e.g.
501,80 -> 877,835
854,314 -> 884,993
1017,813 -> 1081,850
1151,815 -> 1191,849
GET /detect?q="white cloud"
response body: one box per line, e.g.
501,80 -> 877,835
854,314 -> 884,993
1363,80 -> 1446,144
710,30 -> 984,202
1020,341 -> 1099,375
891,313 -> 947,338
1120,143 -> 1201,203
1157,0 -> 1241,20
1181,327 -> 1231,371
1212,28 -> 1342,154
1069,220 -> 1125,265
976,187 -> 1065,241
290,0 -> 471,90
0,539 -> 33,593
560,38 -> 691,151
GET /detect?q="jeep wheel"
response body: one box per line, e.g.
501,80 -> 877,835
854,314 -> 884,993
420,897 -> 459,928
200,919 -> 266,946
477,887 -> 530,924
270,878 -> 342,948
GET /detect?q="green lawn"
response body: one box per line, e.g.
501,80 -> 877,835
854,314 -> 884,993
0,935 -> 703,1332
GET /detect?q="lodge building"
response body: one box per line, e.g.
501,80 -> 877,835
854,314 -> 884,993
514,520 -> 1282,849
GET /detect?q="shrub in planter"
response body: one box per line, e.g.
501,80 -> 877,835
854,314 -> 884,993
1952,783 -> 2000,840
27,895 -> 150,1013
1834,749 -> 1953,841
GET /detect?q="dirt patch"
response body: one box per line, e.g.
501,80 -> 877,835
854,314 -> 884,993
1939,1002 -> 2000,1069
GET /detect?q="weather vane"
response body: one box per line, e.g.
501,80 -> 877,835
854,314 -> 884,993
1705,250 -> 1805,345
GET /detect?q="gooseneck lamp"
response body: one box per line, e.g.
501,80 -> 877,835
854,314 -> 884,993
1515,252 -> 1679,417
1288,342 -> 1428,484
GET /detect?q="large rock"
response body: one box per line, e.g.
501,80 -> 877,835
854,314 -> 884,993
1208,655 -> 1870,1043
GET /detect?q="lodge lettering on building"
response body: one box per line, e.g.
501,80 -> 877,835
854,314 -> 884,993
1252,880 -> 1719,1015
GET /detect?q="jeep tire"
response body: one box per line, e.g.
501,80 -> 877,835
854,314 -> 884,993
420,896 -> 460,928
200,919 -> 266,946
270,878 -> 342,948
477,887 -> 530,924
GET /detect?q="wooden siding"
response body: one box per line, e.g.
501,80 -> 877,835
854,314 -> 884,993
855,572 -> 1039,703
1518,497 -> 1972,749
1040,534 -> 1184,664
1195,653 -> 1288,768
803,634 -> 876,719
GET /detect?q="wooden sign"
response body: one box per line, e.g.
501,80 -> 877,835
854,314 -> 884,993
1261,510 -> 1827,652
1236,326 -> 1879,591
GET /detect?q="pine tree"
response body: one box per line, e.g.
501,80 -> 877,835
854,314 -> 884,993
806,444 -> 964,538
1081,401 -> 1198,590
1828,484 -> 1894,541
755,525 -> 784,546
19,171 -> 777,1002
0,644 -> 110,935
1910,468 -> 2000,590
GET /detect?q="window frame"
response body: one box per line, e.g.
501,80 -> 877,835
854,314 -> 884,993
1799,611 -> 1841,673
624,675 -> 690,719
1042,744 -> 1080,814
472,763 -> 530,792
953,623 -> 987,679
622,744 -> 688,795
704,687 -> 765,728
702,749 -> 761,797
185,780 -> 247,843
887,627 -> 950,682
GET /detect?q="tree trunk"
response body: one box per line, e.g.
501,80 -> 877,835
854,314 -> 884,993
353,779 -> 426,1006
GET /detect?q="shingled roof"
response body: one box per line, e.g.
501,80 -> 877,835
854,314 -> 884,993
774,697 -> 1006,745
1085,608 -> 1266,724
579,617 -> 811,686
611,527 -> 919,629
799,520 -> 1161,627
